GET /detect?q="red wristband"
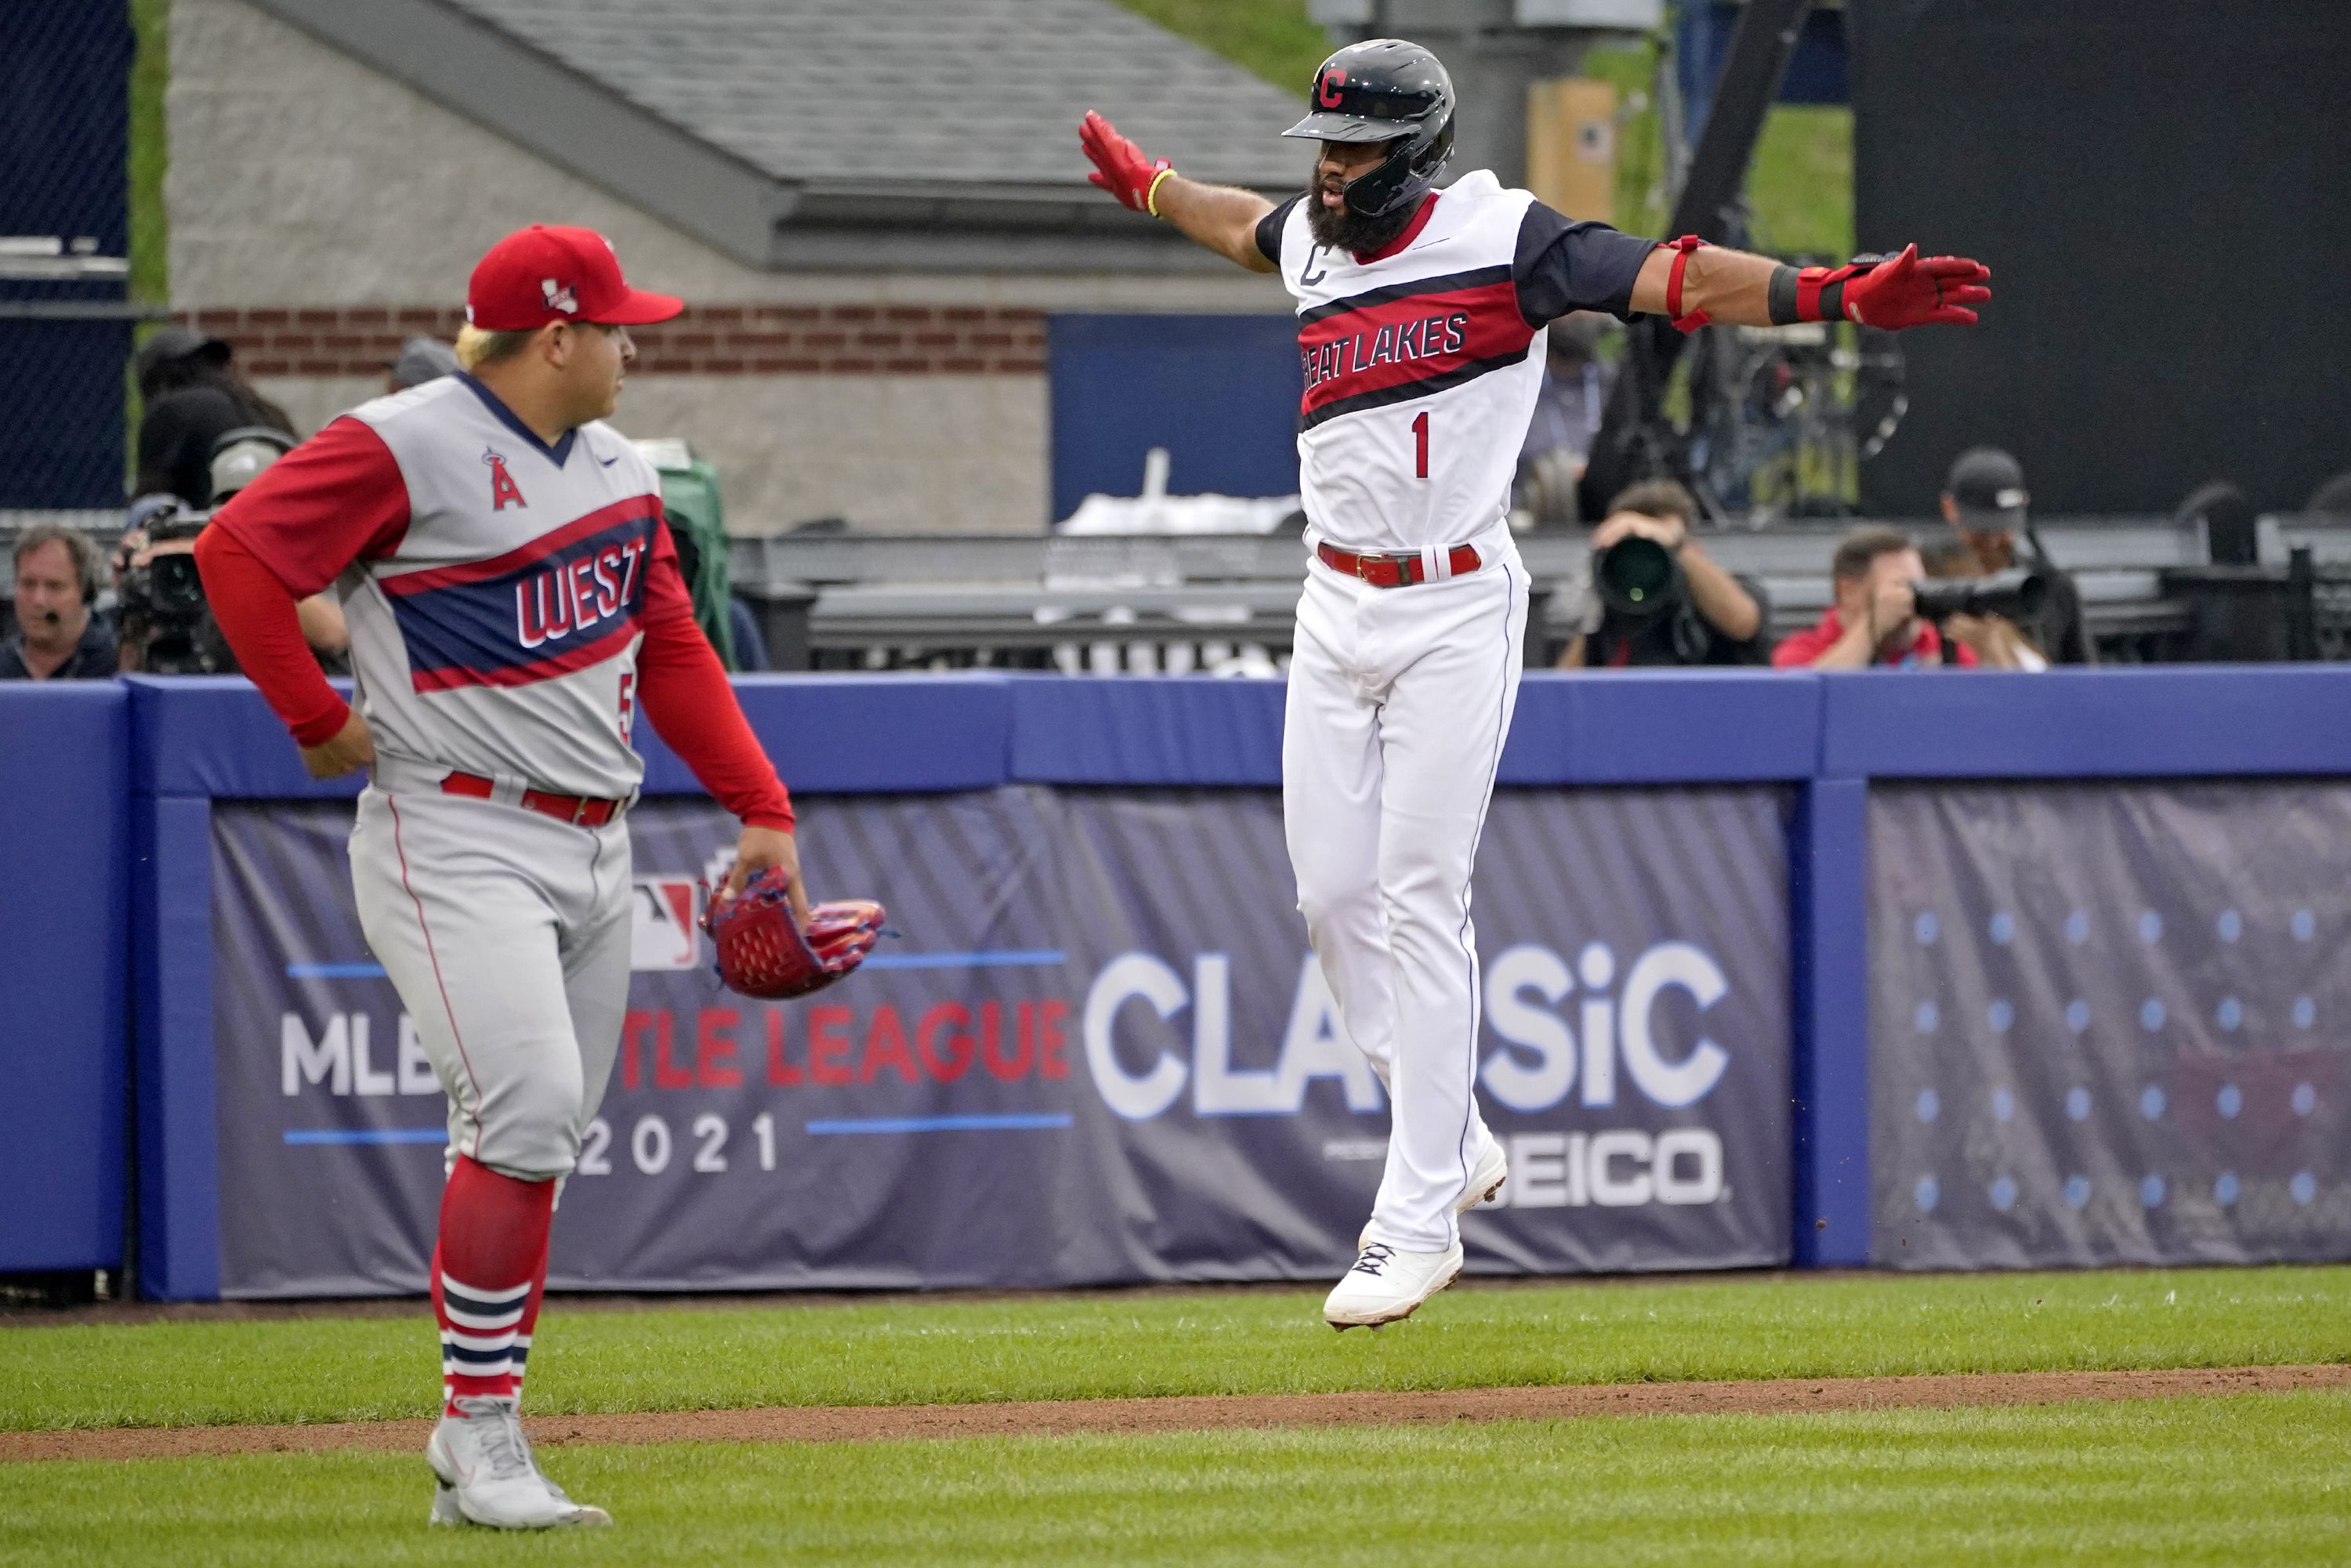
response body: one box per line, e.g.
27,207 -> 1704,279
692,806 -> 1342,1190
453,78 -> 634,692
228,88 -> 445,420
1664,235 -> 1711,334
1794,261 -> 1868,324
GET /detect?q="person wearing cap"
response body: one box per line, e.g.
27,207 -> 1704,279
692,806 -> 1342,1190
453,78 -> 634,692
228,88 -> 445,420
386,335 -> 461,395
1940,446 -> 2093,665
193,224 -> 806,1531
132,325 -> 299,508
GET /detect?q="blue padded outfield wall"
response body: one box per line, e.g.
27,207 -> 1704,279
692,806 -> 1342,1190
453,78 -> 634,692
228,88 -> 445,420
9,670 -> 2351,1295
0,686 -> 130,1271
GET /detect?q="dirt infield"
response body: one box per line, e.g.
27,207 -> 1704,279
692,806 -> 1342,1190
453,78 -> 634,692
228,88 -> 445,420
6,1364 -> 2344,1465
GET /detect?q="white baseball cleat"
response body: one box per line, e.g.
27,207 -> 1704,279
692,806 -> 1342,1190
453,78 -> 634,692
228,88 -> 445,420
1324,1240 -> 1465,1330
1359,1133 -> 1509,1250
426,1396 -> 610,1530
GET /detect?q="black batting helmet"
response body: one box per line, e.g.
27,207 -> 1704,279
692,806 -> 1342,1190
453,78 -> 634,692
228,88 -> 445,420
1282,39 -> 1455,219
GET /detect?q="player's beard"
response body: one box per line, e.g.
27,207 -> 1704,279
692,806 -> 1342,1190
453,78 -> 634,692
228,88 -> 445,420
1306,186 -> 1416,256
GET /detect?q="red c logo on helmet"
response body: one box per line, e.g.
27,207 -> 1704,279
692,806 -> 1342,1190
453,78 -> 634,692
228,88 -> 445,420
1317,66 -> 1347,109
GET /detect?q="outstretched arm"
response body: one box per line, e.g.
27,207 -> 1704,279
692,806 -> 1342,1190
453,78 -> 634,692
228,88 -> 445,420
1080,111 -> 1277,274
1629,237 -> 1991,332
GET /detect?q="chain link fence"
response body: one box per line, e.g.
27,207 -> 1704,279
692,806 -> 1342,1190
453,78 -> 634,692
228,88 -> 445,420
2,0 -> 145,514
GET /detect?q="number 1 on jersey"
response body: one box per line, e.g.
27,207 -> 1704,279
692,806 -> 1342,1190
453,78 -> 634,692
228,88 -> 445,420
1411,411 -> 1429,479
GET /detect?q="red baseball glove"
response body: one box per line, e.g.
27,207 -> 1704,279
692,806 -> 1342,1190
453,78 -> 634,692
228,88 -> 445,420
1840,244 -> 1992,329
701,869 -> 885,1000
1080,110 -> 1173,215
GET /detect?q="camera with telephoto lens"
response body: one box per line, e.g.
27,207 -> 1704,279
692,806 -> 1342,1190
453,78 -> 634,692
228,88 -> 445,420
1594,534 -> 1687,621
1909,567 -> 2049,624
114,502 -> 233,674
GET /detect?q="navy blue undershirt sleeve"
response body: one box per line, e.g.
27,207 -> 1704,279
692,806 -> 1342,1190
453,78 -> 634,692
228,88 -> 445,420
1512,202 -> 1657,327
1255,194 -> 1303,267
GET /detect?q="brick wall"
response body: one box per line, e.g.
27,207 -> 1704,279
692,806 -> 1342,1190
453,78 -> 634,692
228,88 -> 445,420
182,304 -> 1049,378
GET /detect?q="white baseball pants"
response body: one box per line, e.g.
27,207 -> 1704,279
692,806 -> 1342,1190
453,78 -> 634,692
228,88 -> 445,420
1285,541 -> 1527,1252
349,783 -> 634,1180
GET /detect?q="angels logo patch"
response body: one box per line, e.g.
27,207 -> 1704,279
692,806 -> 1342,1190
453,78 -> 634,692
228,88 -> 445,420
484,447 -> 526,511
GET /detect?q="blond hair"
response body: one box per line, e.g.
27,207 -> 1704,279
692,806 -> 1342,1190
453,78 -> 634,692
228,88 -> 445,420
455,323 -> 538,371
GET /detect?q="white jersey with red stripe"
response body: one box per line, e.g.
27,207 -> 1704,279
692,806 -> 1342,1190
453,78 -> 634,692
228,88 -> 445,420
331,375 -> 664,799
1259,170 -> 1654,556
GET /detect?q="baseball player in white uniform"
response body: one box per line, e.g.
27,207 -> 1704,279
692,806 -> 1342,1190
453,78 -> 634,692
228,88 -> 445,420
197,225 -> 807,1527
1081,40 -> 1988,1327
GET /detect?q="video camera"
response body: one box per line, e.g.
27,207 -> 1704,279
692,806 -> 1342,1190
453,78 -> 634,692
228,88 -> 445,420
115,426 -> 294,673
1910,567 -> 2049,624
115,499 -> 227,674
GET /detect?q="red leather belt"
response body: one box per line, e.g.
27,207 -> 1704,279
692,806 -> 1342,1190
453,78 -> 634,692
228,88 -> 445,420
441,770 -> 624,827
1316,540 -> 1483,588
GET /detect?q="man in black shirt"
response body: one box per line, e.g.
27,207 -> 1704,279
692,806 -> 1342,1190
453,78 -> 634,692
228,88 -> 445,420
1939,447 -> 2094,665
2,524 -> 117,679
1556,479 -> 1771,667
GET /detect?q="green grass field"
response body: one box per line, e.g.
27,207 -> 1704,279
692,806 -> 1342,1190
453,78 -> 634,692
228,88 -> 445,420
2,1396 -> 2343,1566
5,1268 -> 2346,1563
9,1267 -> 2348,1431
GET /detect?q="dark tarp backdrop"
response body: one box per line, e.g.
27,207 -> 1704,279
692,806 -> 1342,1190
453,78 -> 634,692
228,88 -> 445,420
1849,0 -> 2351,516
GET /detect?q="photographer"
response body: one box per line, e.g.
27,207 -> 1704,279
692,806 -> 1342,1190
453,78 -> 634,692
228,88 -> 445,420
1556,479 -> 1770,668
2,525 -> 116,680
132,328 -> 299,509
1939,447 -> 2092,665
1773,526 -> 1983,668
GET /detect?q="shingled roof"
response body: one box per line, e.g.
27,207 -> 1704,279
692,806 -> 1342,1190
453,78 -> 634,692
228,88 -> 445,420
248,0 -> 1313,270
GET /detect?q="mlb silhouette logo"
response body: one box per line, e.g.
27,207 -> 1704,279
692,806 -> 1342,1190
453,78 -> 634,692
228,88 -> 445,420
630,876 -> 702,970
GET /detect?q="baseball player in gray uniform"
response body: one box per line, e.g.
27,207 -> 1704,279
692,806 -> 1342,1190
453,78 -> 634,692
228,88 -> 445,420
1082,40 -> 1988,1327
198,225 -> 806,1528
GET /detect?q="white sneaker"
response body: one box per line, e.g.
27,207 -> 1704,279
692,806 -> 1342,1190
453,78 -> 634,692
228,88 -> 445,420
1324,1240 -> 1465,1330
426,1396 -> 611,1530
1358,1133 -> 1509,1249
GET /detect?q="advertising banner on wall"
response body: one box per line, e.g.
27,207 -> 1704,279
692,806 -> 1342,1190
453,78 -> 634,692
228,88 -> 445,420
1870,782 -> 2351,1269
212,784 -> 1791,1297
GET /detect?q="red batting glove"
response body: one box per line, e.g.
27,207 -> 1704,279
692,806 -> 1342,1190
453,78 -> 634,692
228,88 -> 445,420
1840,244 -> 1992,329
1080,110 -> 1173,215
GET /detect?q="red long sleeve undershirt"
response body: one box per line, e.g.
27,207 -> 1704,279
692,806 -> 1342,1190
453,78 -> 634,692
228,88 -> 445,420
635,541 -> 795,831
194,527 -> 353,745
195,426 -> 792,829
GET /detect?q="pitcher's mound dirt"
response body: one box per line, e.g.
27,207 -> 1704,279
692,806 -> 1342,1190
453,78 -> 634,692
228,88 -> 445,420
7,1363 -> 2345,1465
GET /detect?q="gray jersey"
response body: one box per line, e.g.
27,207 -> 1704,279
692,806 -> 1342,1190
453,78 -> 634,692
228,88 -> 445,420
220,374 -> 672,798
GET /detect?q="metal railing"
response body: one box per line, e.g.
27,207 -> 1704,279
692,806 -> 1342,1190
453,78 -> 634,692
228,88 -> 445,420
719,517 -> 2351,671
7,513 -> 2346,669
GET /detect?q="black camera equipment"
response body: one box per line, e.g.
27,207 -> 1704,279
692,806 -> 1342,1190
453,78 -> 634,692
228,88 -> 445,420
116,504 -> 234,674
1911,567 -> 2049,624
1594,534 -> 1686,621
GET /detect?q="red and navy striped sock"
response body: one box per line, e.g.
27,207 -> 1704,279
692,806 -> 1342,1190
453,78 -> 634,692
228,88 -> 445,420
431,1154 -> 554,1414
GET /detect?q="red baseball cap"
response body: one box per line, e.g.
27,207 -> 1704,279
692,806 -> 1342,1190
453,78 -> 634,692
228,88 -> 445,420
465,224 -> 684,331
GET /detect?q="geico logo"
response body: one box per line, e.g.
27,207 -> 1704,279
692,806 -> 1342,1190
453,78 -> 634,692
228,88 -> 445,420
1500,1128 -> 1724,1208
1085,953 -> 1383,1121
1480,941 -> 1730,1114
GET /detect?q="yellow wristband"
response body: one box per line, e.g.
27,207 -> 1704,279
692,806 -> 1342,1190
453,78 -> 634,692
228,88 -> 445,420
1144,167 -> 1176,219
